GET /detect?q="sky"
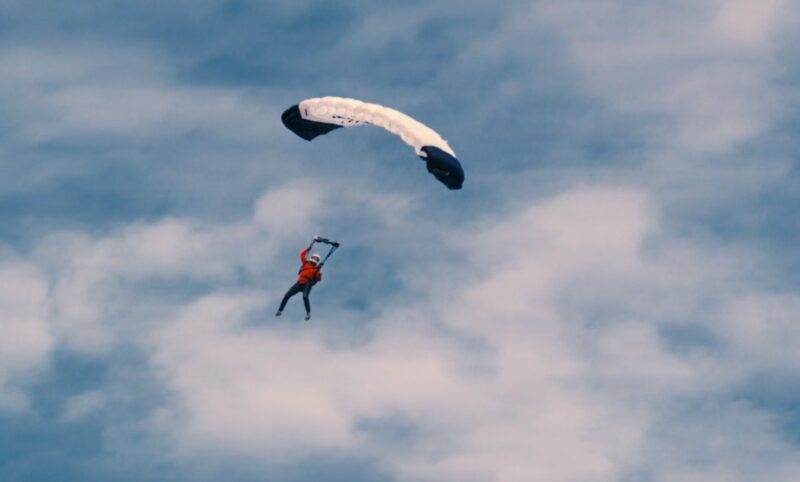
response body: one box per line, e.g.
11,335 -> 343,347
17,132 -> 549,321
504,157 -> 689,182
1,0 -> 800,481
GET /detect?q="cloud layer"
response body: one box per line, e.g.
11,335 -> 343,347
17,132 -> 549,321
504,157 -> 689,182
2,1 -> 800,481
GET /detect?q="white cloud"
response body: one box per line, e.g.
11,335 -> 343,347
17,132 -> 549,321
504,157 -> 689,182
38,218 -> 254,353
531,0 -> 789,153
137,184 -> 800,481
0,46 -> 280,143
2,2 -> 798,480
3,166 -> 798,479
21,180 -> 385,355
0,262 -> 53,414
714,0 -> 786,48
716,293 -> 800,368
62,389 -> 106,423
252,182 -> 326,240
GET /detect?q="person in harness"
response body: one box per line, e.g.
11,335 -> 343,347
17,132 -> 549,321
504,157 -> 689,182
275,236 -> 338,320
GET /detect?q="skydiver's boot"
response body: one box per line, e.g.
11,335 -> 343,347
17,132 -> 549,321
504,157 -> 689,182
275,310 -> 282,317
305,313 -> 311,321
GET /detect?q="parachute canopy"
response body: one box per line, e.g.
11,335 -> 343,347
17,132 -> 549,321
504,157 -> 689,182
281,96 -> 464,190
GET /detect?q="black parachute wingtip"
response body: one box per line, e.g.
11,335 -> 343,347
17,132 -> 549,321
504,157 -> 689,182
281,104 -> 342,141
420,146 -> 464,190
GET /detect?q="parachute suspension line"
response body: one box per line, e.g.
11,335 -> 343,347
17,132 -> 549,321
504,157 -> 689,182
319,244 -> 338,267
312,236 -> 340,267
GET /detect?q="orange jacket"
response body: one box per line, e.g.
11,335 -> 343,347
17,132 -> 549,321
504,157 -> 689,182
297,247 -> 322,285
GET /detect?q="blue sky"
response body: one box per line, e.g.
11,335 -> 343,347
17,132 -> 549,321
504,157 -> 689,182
2,1 -> 800,481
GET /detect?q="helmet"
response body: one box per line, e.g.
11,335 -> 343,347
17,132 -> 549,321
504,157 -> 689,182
310,254 -> 321,263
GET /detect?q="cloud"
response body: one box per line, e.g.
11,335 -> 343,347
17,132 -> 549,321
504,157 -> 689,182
714,0 -> 786,47
18,179 -> 404,356
36,218 -> 252,353
0,262 -> 53,414
530,0 -> 789,153
2,2 -> 799,481
253,182 -> 326,240
135,184 -> 800,481
61,389 -> 106,423
0,47 -> 279,144
717,293 -> 800,368
3,136 -> 799,481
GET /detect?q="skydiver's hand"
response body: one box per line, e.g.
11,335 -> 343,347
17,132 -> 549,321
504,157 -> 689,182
313,235 -> 323,242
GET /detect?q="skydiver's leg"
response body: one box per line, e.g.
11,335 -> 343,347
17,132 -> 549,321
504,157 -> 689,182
302,283 -> 312,315
278,282 -> 304,312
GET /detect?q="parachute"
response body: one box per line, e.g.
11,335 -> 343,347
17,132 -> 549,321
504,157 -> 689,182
281,96 -> 464,190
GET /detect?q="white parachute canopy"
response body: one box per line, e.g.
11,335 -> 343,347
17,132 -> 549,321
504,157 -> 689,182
281,96 -> 464,190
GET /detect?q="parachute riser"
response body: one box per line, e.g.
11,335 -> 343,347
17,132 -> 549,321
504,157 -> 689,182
319,245 -> 337,267
312,236 -> 340,267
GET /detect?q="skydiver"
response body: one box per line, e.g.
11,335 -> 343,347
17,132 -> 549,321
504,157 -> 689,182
275,237 -> 324,321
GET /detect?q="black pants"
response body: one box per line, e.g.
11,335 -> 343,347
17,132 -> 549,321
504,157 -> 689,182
278,282 -> 313,314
